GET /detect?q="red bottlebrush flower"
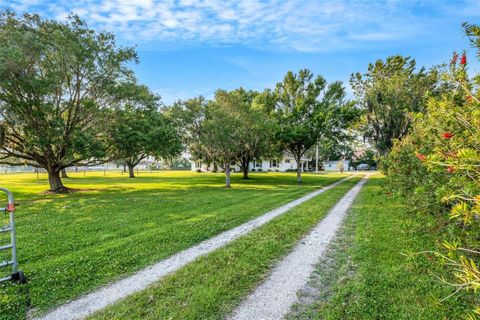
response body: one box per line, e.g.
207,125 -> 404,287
460,53 -> 467,65
447,166 -> 455,173
467,95 -> 474,102
451,52 -> 458,65
416,153 -> 426,161
442,132 -> 455,139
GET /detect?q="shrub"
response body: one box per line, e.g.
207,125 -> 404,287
196,168 -> 202,173
251,168 -> 256,172
383,29 -> 480,316
257,168 -> 263,172
381,135 -> 445,216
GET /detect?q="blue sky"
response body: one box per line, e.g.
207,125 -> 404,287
1,0 -> 480,103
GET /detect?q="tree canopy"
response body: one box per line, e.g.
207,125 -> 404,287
0,12 -> 137,192
268,69 -> 358,183
351,55 -> 438,155
107,83 -> 182,178
170,88 -> 276,186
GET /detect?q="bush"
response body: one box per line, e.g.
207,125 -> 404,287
381,135 -> 445,216
257,168 -> 262,172
196,168 -> 202,173
251,168 -> 256,172
383,38 -> 480,316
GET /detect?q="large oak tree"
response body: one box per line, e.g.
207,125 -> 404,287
0,12 -> 137,192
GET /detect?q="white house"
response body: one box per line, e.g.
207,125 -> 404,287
191,153 -> 310,173
323,160 -> 350,171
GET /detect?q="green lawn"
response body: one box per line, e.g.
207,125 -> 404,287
0,171 -> 347,320
89,176 -> 362,320
287,175 -> 477,320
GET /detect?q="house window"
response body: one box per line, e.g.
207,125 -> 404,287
196,161 -> 202,167
254,159 -> 262,167
285,159 -> 290,163
270,160 -> 278,168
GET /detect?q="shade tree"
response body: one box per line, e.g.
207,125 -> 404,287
107,83 -> 182,178
167,96 -> 215,166
222,88 -> 277,179
199,93 -> 244,187
0,12 -> 137,192
170,89 -> 277,184
350,55 -> 438,155
264,69 -> 358,183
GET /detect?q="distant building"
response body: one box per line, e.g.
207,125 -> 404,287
191,153 -> 310,172
191,154 -> 351,172
322,160 -> 350,171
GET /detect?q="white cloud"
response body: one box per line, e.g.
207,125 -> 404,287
1,0 -> 477,51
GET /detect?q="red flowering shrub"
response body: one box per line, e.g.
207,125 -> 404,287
451,52 -> 458,65
383,23 -> 480,317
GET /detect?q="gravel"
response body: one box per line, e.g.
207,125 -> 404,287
229,175 -> 368,320
34,176 -> 352,320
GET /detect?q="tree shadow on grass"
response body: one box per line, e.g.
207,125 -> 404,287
0,173 -> 347,320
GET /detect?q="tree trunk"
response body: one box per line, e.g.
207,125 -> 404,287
123,163 -> 127,173
61,168 -> 69,178
127,163 -> 135,178
241,157 -> 250,179
295,153 -> 302,184
242,166 -> 249,179
225,162 -> 231,188
297,166 -> 302,184
48,170 -> 68,193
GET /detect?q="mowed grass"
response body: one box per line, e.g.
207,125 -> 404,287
287,175 -> 477,320
0,170 -> 347,320
89,176 -> 362,320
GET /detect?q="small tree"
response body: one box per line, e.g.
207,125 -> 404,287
336,161 -> 345,173
108,84 -> 181,178
0,12 -> 137,192
218,88 -> 276,179
200,96 -> 244,188
270,69 -> 358,183
167,96 -> 212,165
